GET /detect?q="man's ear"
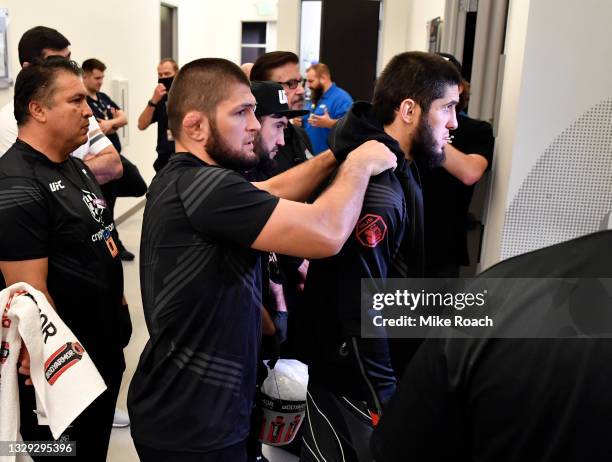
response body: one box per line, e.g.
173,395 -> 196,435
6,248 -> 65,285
28,100 -> 47,123
398,98 -> 419,125
182,111 -> 208,142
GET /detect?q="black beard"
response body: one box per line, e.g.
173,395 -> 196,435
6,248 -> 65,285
310,85 -> 323,104
206,119 -> 258,171
252,133 -> 278,179
411,114 -> 446,168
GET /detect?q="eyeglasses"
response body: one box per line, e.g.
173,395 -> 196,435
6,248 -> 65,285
276,78 -> 304,90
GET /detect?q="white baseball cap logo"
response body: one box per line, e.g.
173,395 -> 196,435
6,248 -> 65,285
278,90 -> 288,105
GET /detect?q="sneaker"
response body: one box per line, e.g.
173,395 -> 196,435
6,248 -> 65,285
113,408 -> 130,428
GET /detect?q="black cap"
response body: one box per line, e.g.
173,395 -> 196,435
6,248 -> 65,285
251,81 -> 309,119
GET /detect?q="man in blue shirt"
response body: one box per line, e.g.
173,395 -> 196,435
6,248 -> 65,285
303,63 -> 353,154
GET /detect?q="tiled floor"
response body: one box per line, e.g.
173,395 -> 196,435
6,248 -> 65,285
107,208 -> 298,462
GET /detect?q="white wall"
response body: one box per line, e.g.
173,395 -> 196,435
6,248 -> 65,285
481,0 -> 612,268
378,0 -> 411,72
277,0 -> 300,52
170,0 -> 278,65
378,0 -> 445,72
405,0 -> 446,52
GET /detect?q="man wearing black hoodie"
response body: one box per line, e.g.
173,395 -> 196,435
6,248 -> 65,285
299,52 -> 461,462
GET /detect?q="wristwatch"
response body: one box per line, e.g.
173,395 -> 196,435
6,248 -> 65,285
147,100 -> 158,108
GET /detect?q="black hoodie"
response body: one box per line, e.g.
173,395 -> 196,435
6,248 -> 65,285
300,102 -> 424,413
330,101 -> 425,277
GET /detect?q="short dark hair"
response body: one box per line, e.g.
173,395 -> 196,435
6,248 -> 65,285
372,51 -> 461,126
18,26 -> 70,66
167,58 -> 250,139
307,63 -> 331,79
159,58 -> 179,72
82,58 -> 106,73
14,57 -> 82,126
250,51 -> 299,81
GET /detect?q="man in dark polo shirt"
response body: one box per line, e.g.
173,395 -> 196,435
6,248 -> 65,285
0,58 -> 130,461
299,52 -> 461,461
137,58 -> 178,172
127,58 -> 396,461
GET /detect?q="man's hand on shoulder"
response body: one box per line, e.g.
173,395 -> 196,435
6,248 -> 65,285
345,140 -> 397,177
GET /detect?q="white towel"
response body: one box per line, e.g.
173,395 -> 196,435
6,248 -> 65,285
0,282 -> 107,450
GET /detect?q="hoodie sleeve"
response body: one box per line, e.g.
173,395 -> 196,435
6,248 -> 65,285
335,175 -> 407,411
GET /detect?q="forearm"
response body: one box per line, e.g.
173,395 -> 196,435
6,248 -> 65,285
255,150 -> 337,201
84,148 -> 123,184
138,106 -> 155,130
442,144 -> 488,185
0,258 -> 55,309
251,139 -> 395,258
110,113 -> 128,130
309,156 -> 372,249
262,307 -> 276,335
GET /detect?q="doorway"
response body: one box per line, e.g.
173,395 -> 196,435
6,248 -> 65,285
160,3 -> 177,60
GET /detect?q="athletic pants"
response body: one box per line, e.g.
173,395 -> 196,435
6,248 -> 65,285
300,383 -> 374,462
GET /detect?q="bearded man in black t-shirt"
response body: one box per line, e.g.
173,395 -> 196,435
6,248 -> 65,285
127,57 -> 397,462
0,58 -> 130,461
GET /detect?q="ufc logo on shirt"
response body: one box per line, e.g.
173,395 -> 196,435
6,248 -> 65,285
278,90 -> 288,104
49,180 -> 65,192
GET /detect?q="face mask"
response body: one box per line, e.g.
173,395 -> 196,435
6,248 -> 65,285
158,76 -> 174,91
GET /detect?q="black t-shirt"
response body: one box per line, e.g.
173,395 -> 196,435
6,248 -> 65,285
128,153 -> 279,452
87,91 -> 121,153
371,230 -> 612,462
0,139 -> 125,377
301,159 -> 407,410
151,97 -> 175,170
418,114 -> 494,267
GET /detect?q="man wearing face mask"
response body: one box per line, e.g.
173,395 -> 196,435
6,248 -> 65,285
137,58 -> 178,172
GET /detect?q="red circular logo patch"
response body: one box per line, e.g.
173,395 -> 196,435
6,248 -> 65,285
356,214 -> 387,248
